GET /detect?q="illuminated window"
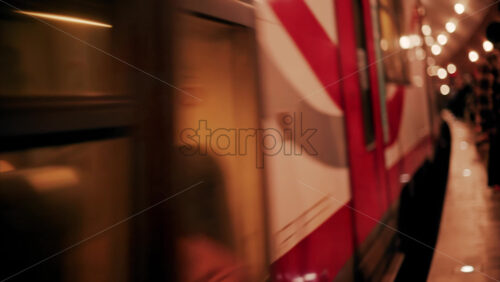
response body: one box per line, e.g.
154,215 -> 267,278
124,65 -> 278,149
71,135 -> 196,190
377,0 -> 409,83
352,0 -> 376,148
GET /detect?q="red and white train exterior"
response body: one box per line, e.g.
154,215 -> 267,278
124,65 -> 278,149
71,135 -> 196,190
255,0 -> 437,280
170,0 -> 441,280
0,0 -> 443,281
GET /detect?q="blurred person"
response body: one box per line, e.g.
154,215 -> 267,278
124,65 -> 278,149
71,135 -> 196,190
461,74 -> 477,123
473,63 -> 495,145
486,52 -> 500,190
448,74 -> 473,119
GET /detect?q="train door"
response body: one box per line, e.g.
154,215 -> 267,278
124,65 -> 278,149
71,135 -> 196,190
374,0 -> 433,202
335,0 -> 396,279
256,0 -> 356,280
336,0 -> 387,239
169,7 -> 269,281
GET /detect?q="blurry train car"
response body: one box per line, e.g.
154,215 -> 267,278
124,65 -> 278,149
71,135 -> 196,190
0,1 -> 176,281
0,0 -> 447,281
171,0 -> 442,280
255,0 -> 439,281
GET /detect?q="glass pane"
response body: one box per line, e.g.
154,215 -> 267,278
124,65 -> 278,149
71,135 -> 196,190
353,0 -> 376,147
369,1 -> 390,143
378,5 -> 408,84
171,14 -> 268,281
0,138 -> 132,282
0,6 -> 117,97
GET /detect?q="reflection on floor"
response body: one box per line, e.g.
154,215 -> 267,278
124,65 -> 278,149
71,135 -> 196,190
428,116 -> 500,281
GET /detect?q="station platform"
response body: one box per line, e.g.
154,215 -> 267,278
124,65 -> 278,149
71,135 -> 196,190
428,117 -> 500,281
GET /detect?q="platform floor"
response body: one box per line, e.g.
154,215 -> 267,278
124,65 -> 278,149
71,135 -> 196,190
428,117 -> 500,281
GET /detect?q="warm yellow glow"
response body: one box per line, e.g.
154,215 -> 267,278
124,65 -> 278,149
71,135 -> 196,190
483,40 -> 494,52
16,10 -> 112,28
447,63 -> 457,74
427,66 -> 434,76
0,160 -> 15,173
454,3 -> 465,15
416,48 -> 426,60
410,34 -> 422,47
460,265 -> 474,273
440,84 -> 450,95
380,39 -> 389,51
422,24 -> 432,36
446,21 -> 457,33
303,273 -> 317,281
437,68 -> 447,79
427,65 -> 439,76
399,36 -> 411,49
468,50 -> 479,62
425,36 -> 435,47
437,34 -> 448,45
431,44 -> 442,55
25,166 -> 80,191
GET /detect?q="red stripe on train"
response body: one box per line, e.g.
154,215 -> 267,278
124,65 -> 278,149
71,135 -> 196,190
272,135 -> 432,281
269,0 -> 343,109
272,203 -> 354,281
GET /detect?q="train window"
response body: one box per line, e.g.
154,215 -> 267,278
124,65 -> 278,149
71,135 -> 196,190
171,14 -> 268,281
0,5 -> 117,97
0,138 -> 132,281
352,0 -> 376,148
0,2 -> 143,281
377,0 -> 409,84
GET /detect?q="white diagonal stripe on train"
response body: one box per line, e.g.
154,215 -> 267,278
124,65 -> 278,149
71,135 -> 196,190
256,0 -> 343,117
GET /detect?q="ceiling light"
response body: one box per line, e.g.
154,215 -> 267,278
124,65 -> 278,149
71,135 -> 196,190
437,34 -> 448,45
483,40 -> 494,52
454,3 -> 465,14
422,25 -> 432,36
460,265 -> 474,273
446,21 -> 457,33
468,51 -> 479,62
437,68 -> 447,79
440,84 -> 450,95
399,36 -> 411,49
431,44 -> 442,55
447,63 -> 457,74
